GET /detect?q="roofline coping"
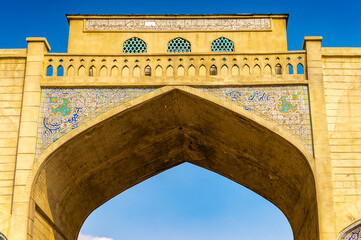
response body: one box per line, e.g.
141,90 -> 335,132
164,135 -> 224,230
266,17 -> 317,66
66,13 -> 289,23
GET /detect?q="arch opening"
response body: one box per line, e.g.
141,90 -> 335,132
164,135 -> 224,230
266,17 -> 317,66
30,89 -> 318,240
79,162 -> 293,240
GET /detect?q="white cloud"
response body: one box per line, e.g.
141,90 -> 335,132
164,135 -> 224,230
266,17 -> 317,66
78,233 -> 113,240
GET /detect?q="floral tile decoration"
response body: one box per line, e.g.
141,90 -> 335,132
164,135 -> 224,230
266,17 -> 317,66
36,85 -> 313,159
36,88 -> 156,159
198,85 -> 313,154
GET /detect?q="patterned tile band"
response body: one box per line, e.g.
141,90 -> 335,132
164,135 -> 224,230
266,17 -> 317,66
198,86 -> 313,154
0,233 -> 7,240
36,86 -> 313,159
339,222 -> 361,240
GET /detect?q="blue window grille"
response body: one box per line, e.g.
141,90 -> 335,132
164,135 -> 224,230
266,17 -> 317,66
211,37 -> 234,52
168,38 -> 191,53
123,37 -> 147,53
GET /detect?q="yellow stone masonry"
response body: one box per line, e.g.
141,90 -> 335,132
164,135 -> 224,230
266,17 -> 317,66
0,49 -> 26,236
322,48 -> 361,233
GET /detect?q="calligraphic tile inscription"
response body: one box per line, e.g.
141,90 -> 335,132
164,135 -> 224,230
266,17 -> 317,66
86,18 -> 271,31
36,86 -> 313,159
199,85 -> 313,155
36,88 -> 156,159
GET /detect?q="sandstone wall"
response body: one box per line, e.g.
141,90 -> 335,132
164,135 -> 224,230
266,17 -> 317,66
0,49 -> 26,235
322,48 -> 361,233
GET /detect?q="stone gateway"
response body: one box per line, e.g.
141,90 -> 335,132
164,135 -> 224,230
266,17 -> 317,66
0,14 -> 360,240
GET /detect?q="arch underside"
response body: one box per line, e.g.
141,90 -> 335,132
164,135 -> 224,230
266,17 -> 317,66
31,89 -> 318,240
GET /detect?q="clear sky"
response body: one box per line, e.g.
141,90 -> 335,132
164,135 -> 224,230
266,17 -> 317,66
2,1 -> 360,239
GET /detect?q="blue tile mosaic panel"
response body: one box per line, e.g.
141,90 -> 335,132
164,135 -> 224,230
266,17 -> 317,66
36,88 -> 156,158
198,86 -> 313,154
36,86 -> 313,159
339,222 -> 361,240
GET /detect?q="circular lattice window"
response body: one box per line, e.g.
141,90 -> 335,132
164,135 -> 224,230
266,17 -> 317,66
168,38 -> 191,53
123,37 -> 147,53
211,37 -> 234,52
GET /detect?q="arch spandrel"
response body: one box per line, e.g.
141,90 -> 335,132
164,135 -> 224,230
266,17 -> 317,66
35,86 -> 313,160
30,86 -> 317,240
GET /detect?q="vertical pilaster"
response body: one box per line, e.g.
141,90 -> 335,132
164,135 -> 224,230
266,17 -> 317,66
303,37 -> 336,240
9,38 -> 50,240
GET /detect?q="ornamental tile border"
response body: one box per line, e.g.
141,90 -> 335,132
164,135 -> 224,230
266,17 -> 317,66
339,221 -> 361,240
36,86 -> 313,159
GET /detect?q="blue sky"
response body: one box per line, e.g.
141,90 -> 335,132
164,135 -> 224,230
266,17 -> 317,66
80,163 -> 292,240
2,0 -> 360,239
1,0 -> 361,52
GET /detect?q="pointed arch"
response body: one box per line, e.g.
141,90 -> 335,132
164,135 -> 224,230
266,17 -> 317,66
57,66 -> 64,77
123,37 -> 147,53
210,65 -> 217,75
275,64 -> 282,75
188,65 -> 196,76
231,65 -> 239,76
133,66 -> 141,77
166,65 -> 174,77
67,65 -> 75,76
297,64 -> 304,74
78,66 -> 86,76
100,66 -> 108,77
30,86 -> 317,240
89,66 -> 96,77
111,66 -> 119,77
122,66 -> 130,77
211,37 -> 234,52
177,65 -> 185,76
242,64 -> 250,75
199,65 -> 206,76
145,65 -> 151,76
252,65 -> 261,76
221,65 -> 228,76
264,64 -> 272,75
46,65 -> 53,77
155,65 -> 163,77
167,37 -> 191,53
287,64 -> 294,75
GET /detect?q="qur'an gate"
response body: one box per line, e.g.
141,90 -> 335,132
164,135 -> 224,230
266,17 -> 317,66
0,14 -> 360,240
